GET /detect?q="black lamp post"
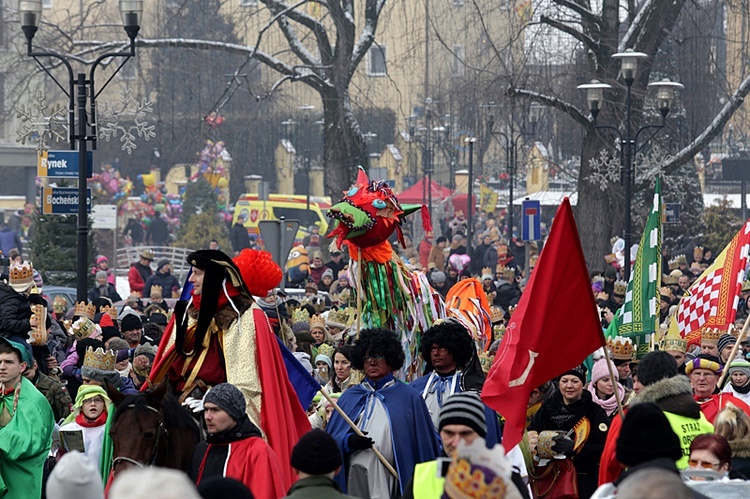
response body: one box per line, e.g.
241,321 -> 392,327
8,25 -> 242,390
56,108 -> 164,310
299,105 -> 315,226
578,48 -> 683,280
488,104 -> 541,241
465,137 -> 477,252
19,0 -> 143,301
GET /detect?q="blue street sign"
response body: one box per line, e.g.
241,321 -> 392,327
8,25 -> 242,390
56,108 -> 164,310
41,187 -> 91,215
521,199 -> 541,241
664,203 -> 680,224
37,150 -> 93,178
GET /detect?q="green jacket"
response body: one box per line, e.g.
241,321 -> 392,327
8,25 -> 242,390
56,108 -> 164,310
33,371 -> 72,423
0,377 -> 54,499
284,476 -> 358,499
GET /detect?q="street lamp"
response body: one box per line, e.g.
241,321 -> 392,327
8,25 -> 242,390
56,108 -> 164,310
577,48 -> 683,280
19,0 -> 143,301
487,104 -> 540,241
465,137 -> 477,252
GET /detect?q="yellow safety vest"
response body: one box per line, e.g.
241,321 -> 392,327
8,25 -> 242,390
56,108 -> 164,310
413,460 -> 445,499
663,411 -> 714,469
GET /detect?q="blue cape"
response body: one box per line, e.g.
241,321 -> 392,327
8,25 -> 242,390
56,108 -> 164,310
411,373 -> 503,448
326,377 -> 439,494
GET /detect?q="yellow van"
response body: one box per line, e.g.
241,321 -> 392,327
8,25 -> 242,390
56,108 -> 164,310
232,194 -> 332,241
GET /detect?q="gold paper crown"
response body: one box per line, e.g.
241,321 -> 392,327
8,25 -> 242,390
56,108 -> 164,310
613,280 -> 628,296
660,286 -> 673,299
72,317 -> 97,341
150,285 -> 163,298
693,246 -> 704,257
489,306 -> 505,324
291,307 -> 310,326
9,262 -> 33,285
608,336 -> 634,361
100,304 -> 118,321
443,457 -> 507,499
497,265 -> 515,281
592,275 -> 605,285
74,301 -> 96,320
675,255 -> 687,265
660,324 -> 687,353
310,314 -> 327,331
479,351 -> 494,375
52,295 -> 67,313
742,280 -> 750,293
317,343 -> 335,359
667,258 -> 680,271
481,267 -> 493,276
663,273 -> 678,285
83,347 -> 116,371
701,327 -> 722,344
327,308 -> 350,328
493,324 -> 506,342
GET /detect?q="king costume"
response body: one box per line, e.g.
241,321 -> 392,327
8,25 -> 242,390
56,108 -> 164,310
327,374 -> 440,498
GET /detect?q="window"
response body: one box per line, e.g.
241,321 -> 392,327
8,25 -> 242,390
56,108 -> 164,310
367,45 -> 387,77
240,0 -> 258,6
42,0 -> 52,7
452,44 -> 465,77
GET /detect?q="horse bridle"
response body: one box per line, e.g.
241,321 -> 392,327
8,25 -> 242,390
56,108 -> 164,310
112,404 -> 168,471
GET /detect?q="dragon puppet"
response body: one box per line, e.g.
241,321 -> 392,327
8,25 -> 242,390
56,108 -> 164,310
327,167 -> 445,372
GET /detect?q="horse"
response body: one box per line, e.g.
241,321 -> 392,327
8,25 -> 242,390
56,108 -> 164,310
106,378 -> 202,476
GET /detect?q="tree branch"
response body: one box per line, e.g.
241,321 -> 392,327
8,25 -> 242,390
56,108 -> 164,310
551,0 -> 601,27
663,75 -> 750,174
261,1 -> 330,69
509,87 -> 592,129
540,15 -> 598,55
619,0 -> 656,51
350,0 -> 386,77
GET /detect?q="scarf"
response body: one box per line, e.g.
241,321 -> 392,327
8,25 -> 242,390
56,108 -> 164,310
587,382 -> 625,415
0,381 -> 21,427
75,409 -> 108,428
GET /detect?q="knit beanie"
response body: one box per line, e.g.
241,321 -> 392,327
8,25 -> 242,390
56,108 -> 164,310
727,358 -> 750,385
560,364 -> 587,384
616,402 -> 682,467
157,259 -> 171,271
322,268 -> 334,280
718,334 -> 737,356
314,353 -> 332,369
46,451 -> 105,499
438,392 -> 487,438
431,271 -> 446,284
635,351 -> 678,386
96,270 -> 108,280
120,314 -> 142,332
197,477 -> 254,499
203,383 -> 246,422
591,358 -> 619,385
291,429 -> 343,475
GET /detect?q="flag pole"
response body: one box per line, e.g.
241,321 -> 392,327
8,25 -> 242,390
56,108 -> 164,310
717,320 -> 750,389
318,386 -> 399,478
602,346 -> 625,420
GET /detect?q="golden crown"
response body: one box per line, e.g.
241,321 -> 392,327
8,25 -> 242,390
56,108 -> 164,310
83,347 -> 116,371
496,265 -> 515,281
667,258 -> 680,270
326,308 -> 350,328
608,336 -> 634,361
444,456 -> 507,498
100,304 -> 118,321
489,306 -> 505,324
592,275 -> 605,285
479,351 -> 494,375
493,324 -> 506,342
52,295 -> 68,313
662,273 -> 678,285
29,304 -> 47,346
74,301 -> 96,320
693,246 -> 704,257
660,331 -> 687,353
150,285 -> 163,298
675,255 -> 687,265
291,307 -> 310,326
702,327 -> 722,344
71,317 -> 97,341
660,286 -> 673,298
310,314 -> 327,331
318,343 -> 335,359
613,280 -> 628,296
9,262 -> 33,285
482,267 -> 493,276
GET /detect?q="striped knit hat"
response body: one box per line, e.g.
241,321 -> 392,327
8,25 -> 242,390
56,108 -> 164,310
438,392 -> 487,438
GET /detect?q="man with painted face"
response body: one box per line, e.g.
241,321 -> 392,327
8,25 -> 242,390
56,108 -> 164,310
326,328 -> 439,497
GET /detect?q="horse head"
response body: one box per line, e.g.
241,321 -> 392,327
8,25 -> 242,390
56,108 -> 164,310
108,378 -> 170,474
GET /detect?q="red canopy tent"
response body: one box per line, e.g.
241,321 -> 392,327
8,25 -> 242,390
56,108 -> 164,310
397,178 -> 475,217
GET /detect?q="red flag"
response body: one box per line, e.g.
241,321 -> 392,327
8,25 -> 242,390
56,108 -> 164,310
482,199 -> 605,450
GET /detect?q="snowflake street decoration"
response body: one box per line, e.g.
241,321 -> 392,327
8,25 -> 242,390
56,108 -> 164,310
97,88 -> 156,154
586,149 -> 621,191
635,147 -> 672,188
15,91 -> 68,153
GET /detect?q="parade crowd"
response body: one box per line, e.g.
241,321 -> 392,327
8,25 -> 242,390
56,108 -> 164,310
1,207 -> 750,499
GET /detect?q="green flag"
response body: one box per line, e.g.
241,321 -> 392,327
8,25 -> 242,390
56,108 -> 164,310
604,179 -> 662,353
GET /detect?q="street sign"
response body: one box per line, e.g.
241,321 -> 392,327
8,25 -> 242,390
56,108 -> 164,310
91,204 -> 117,229
521,199 -> 541,241
259,218 -> 300,270
41,187 -> 91,215
37,150 -> 93,178
664,203 -> 680,224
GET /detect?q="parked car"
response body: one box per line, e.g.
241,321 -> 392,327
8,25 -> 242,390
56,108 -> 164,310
42,286 -> 77,316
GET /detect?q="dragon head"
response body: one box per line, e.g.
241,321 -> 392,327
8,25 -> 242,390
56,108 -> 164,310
327,167 -> 430,250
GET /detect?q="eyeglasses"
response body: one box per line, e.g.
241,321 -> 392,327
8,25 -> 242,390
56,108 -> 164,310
690,372 -> 717,378
688,458 -> 720,469
431,346 -> 449,353
364,355 -> 385,363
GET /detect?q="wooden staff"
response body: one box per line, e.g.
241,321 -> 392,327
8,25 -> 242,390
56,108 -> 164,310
717,319 -> 750,389
602,346 -> 626,420
318,386 -> 398,478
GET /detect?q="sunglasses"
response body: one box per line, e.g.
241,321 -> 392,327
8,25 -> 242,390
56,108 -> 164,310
688,458 -> 719,469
